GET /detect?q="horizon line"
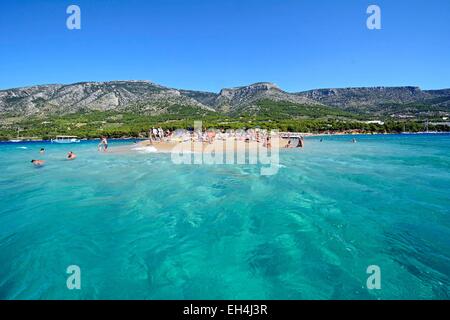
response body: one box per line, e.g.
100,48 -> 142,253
1,80 -> 449,94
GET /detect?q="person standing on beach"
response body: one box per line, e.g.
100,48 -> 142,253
150,127 -> 155,140
98,136 -> 108,152
158,127 -> 164,141
285,140 -> 292,148
98,137 -> 103,151
103,137 -> 108,151
152,127 -> 159,141
207,130 -> 215,144
264,136 -> 272,149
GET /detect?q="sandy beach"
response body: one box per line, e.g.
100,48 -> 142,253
107,136 -> 291,155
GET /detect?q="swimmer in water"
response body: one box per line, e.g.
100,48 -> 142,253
352,138 -> 357,143
67,151 -> 77,160
31,159 -> 45,166
39,148 -> 45,154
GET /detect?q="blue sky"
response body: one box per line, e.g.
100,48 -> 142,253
0,0 -> 449,92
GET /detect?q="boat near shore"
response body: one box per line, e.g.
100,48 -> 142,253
9,128 -> 24,142
51,135 -> 81,144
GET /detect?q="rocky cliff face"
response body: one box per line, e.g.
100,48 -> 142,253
1,80 -> 449,117
296,86 -> 450,114
0,80 -> 214,116
214,82 -> 316,113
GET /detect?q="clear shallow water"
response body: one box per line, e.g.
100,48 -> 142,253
0,135 -> 449,300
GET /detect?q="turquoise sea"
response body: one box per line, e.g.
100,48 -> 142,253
0,134 -> 449,299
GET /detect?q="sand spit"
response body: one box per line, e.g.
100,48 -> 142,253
107,137 -> 291,155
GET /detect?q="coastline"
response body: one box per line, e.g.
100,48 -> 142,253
2,131 -> 450,143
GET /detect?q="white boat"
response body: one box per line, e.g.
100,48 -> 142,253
51,136 -> 81,144
9,128 -> 23,142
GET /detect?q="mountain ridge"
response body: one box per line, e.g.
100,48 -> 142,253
1,80 -> 449,118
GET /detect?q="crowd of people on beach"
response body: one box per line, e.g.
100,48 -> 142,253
146,128 -> 361,147
147,127 -> 307,149
285,136 -> 304,148
149,127 -> 169,142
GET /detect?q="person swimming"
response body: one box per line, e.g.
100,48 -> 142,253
352,138 -> 357,143
67,151 -> 77,160
39,148 -> 45,154
31,159 -> 45,166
